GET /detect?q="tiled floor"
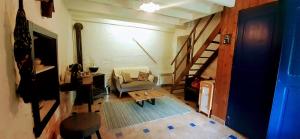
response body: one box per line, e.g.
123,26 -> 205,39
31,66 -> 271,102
72,87 -> 245,139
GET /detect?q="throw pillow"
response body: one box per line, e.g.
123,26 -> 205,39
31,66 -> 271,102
117,75 -> 124,84
148,74 -> 154,82
138,71 -> 149,81
122,72 -> 133,83
191,78 -> 200,89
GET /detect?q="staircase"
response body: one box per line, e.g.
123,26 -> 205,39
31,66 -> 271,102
171,14 -> 221,93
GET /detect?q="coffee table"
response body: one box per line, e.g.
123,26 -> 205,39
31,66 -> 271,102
128,90 -> 164,107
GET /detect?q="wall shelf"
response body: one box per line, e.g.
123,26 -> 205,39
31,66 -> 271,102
35,66 -> 55,74
28,21 -> 60,138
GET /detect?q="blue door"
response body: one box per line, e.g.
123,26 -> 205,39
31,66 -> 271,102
267,0 -> 300,138
226,2 -> 281,138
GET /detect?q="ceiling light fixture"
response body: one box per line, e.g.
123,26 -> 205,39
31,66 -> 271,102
140,2 -> 160,13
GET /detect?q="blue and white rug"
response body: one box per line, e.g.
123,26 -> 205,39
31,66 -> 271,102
102,97 -> 192,129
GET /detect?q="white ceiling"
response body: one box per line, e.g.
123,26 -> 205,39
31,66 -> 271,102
64,0 -> 235,28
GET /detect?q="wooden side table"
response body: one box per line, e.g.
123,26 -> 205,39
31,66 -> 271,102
82,75 -> 93,112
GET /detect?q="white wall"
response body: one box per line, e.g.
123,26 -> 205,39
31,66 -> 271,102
76,20 -> 175,84
0,0 -> 74,138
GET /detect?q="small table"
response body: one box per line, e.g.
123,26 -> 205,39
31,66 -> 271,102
82,75 -> 93,112
128,90 -> 164,107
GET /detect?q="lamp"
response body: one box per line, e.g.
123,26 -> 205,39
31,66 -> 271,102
139,2 -> 160,13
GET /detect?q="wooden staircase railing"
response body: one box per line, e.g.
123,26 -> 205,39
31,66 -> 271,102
174,23 -> 221,84
171,14 -> 215,66
171,15 -> 221,90
171,14 -> 216,88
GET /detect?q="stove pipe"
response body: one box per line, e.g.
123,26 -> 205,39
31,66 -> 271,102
74,23 -> 83,65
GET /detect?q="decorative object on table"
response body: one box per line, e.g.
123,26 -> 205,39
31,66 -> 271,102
89,66 -> 99,73
102,96 -> 191,129
13,0 -> 33,103
34,58 -> 42,65
69,63 -> 83,88
40,0 -> 55,18
33,58 -> 45,72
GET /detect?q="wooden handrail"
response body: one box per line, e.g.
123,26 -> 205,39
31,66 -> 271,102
193,15 -> 215,45
175,45 -> 192,70
171,14 -> 215,65
171,19 -> 201,65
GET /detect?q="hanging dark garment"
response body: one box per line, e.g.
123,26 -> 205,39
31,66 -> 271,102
14,0 -> 33,103
41,0 -> 55,18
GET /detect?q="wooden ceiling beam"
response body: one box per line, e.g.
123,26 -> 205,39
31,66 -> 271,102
70,10 -> 184,31
153,0 -> 222,14
205,0 -> 235,7
66,0 -> 183,26
87,0 -> 195,20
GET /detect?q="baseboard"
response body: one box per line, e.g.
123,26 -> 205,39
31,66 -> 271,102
211,115 -> 225,125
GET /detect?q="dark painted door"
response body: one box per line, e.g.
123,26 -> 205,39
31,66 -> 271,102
226,3 -> 281,139
267,0 -> 300,138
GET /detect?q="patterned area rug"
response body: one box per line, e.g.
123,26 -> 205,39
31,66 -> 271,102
102,97 -> 192,129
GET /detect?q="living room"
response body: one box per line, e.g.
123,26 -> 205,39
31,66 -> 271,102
1,0 -> 300,139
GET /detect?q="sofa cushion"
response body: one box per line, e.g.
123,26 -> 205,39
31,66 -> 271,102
116,75 -> 123,84
114,67 -> 150,78
148,74 -> 154,82
138,72 -> 149,81
121,81 -> 153,91
122,72 -> 133,83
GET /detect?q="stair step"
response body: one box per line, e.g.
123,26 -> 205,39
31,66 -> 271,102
190,69 -> 200,71
205,49 -> 217,52
194,63 -> 204,65
211,41 -> 220,44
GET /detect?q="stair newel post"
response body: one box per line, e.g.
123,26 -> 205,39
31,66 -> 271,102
187,37 -> 192,64
191,31 -> 196,60
174,55 -> 177,85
